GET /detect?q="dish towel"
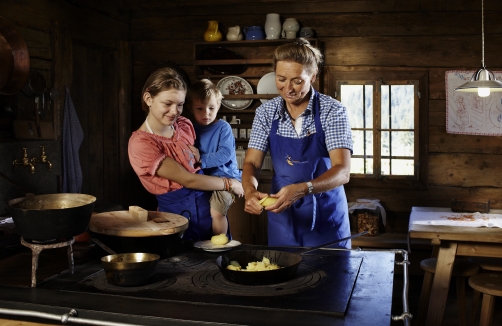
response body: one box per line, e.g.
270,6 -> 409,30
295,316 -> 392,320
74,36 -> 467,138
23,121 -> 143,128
62,87 -> 84,193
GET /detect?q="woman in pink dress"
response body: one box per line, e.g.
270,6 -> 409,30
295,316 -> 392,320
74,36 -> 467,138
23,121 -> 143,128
128,67 -> 243,241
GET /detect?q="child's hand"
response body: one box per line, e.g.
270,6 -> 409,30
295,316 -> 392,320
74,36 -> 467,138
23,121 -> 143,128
188,145 -> 200,163
230,179 -> 244,198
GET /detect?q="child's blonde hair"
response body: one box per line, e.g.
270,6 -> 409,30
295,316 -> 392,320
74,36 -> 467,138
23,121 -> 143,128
141,67 -> 187,111
186,79 -> 223,110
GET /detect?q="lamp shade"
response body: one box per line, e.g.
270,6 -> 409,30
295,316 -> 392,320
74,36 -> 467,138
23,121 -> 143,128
454,67 -> 502,96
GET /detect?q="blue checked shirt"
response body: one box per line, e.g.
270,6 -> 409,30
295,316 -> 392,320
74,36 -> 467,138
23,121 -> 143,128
248,88 -> 353,154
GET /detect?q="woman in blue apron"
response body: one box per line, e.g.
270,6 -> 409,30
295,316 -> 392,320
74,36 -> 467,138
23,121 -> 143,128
242,39 -> 353,248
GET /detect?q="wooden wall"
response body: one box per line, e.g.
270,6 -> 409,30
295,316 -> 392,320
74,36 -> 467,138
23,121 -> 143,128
0,0 -> 132,212
128,0 -> 502,235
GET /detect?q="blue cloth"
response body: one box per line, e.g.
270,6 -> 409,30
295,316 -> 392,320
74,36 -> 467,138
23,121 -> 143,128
156,170 -> 232,241
248,86 -> 353,154
62,87 -> 84,193
267,89 -> 351,248
193,119 -> 242,180
157,186 -> 213,241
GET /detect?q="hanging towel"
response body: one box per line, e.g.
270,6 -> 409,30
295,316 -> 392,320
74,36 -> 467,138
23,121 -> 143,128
62,87 -> 84,193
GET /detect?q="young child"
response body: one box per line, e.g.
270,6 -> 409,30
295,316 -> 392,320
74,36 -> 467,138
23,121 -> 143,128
186,79 -> 244,235
128,68 -> 243,241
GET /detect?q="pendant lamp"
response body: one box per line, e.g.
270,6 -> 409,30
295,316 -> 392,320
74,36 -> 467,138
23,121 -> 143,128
454,0 -> 502,97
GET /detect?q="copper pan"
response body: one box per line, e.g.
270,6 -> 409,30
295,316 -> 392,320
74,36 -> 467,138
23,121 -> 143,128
0,16 -> 30,95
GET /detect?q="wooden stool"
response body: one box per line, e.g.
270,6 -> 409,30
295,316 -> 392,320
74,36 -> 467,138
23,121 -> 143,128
469,273 -> 502,326
417,258 -> 480,326
468,258 -> 502,325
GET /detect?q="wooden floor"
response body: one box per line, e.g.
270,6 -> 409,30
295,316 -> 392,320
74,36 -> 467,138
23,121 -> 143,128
393,274 -> 502,326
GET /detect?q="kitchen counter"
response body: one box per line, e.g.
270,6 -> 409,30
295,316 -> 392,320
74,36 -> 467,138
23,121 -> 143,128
0,244 -> 399,326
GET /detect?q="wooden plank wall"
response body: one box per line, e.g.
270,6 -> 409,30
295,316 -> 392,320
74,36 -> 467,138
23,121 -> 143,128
129,0 -> 502,233
0,0 -> 132,210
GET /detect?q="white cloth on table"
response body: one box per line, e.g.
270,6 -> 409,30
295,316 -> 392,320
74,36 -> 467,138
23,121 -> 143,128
410,207 -> 502,228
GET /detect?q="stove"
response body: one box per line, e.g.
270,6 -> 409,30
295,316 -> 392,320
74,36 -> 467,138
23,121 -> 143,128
0,244 -> 396,326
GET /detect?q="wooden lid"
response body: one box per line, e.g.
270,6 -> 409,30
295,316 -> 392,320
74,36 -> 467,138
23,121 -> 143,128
89,210 -> 188,237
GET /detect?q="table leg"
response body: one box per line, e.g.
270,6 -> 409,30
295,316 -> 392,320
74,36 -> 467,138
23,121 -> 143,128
426,241 -> 457,326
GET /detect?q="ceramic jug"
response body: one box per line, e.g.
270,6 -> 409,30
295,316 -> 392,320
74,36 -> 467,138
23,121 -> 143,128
265,13 -> 281,40
204,21 -> 222,42
300,27 -> 314,38
243,26 -> 265,40
227,26 -> 243,41
281,18 -> 299,39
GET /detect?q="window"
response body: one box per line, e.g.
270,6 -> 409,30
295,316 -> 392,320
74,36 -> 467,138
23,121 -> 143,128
327,69 -> 428,189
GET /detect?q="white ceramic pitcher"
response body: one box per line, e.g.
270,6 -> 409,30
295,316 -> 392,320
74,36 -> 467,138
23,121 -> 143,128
265,13 -> 281,40
282,18 -> 299,39
227,26 -> 243,41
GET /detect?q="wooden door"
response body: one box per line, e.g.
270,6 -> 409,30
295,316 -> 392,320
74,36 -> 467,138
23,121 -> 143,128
71,42 -> 132,210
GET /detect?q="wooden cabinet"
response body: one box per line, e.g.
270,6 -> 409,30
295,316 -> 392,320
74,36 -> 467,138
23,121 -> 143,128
193,39 -> 319,150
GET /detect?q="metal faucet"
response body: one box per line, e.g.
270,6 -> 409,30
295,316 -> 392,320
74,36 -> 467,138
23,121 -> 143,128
13,148 -> 35,173
31,145 -> 52,170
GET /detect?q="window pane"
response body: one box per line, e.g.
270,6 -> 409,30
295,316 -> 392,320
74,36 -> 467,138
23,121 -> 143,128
365,158 -> 373,174
381,159 -> 414,176
391,85 -> 414,129
341,85 -> 372,128
351,158 -> 365,174
365,85 -> 373,126
391,131 -> 414,157
351,158 -> 373,175
381,158 -> 390,175
352,130 -> 373,156
381,85 -> 389,129
381,131 -> 389,156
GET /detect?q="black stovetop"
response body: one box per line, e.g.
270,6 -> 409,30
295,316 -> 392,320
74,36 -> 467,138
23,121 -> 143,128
62,251 -> 362,316
0,245 -> 395,326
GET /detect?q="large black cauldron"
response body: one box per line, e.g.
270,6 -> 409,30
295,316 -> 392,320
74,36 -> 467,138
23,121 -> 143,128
8,193 -> 96,241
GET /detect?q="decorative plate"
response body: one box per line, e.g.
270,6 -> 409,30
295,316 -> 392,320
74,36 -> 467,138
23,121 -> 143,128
198,47 -> 247,75
217,76 -> 254,110
257,72 -> 279,104
194,240 -> 242,252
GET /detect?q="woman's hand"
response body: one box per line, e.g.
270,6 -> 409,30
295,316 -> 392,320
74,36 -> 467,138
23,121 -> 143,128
230,179 -> 244,197
244,189 -> 268,215
188,145 -> 200,163
264,183 -> 307,213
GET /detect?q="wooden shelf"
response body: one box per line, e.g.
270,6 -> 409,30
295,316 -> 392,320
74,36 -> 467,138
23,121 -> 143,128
193,39 -> 319,152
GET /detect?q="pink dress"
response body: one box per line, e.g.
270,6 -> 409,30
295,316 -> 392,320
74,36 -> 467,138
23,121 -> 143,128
128,116 -> 200,195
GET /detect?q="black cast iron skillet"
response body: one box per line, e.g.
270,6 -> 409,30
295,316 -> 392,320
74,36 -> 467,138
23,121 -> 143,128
216,231 -> 368,285
91,238 -> 160,287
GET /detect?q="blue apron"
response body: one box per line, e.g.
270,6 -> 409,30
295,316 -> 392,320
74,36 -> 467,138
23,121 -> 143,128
157,185 -> 213,241
267,89 -> 351,248
156,170 -> 232,241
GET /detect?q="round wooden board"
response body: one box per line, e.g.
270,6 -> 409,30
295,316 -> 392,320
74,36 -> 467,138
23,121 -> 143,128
89,210 -> 189,237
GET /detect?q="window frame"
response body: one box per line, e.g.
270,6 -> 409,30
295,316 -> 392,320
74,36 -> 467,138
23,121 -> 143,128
325,68 -> 429,190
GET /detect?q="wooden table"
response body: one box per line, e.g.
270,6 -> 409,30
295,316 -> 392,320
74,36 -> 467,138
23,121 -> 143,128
408,207 -> 502,326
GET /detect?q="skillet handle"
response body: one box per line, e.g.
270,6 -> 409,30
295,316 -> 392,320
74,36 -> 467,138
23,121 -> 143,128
90,237 -> 116,255
296,230 -> 368,255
